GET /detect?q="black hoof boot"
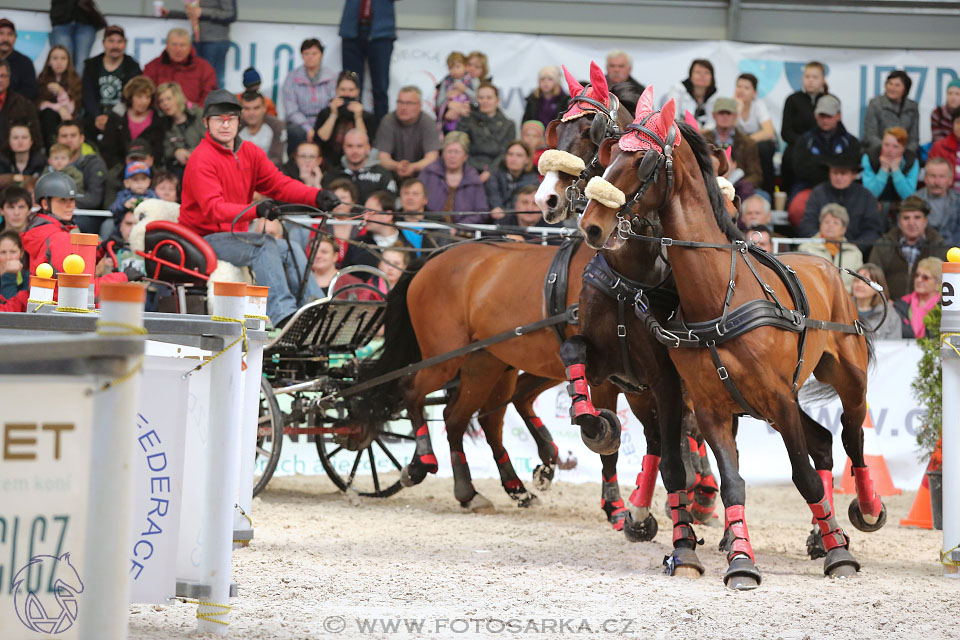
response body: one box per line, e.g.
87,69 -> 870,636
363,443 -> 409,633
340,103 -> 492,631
806,527 -> 826,560
824,546 -> 860,577
532,464 -> 555,491
623,509 -> 658,543
400,460 -> 429,487
848,498 -> 887,533
663,546 -> 704,577
724,556 -> 762,590
577,408 -> 621,455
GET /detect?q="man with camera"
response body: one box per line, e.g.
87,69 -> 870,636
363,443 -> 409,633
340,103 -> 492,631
314,70 -> 376,171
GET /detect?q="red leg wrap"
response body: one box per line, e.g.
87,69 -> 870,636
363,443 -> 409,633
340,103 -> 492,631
452,451 -> 466,464
724,505 -> 756,563
808,496 -> 849,552
504,479 -> 523,490
566,364 -> 598,417
698,441 -> 708,458
416,424 -> 429,437
853,466 -> 882,518
414,423 -> 437,472
496,451 -> 510,465
629,454 -> 660,508
818,470 -> 835,511
668,491 -> 698,545
530,417 -> 544,429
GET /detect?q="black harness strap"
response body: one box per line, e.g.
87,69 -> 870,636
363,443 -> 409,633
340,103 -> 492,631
543,235 -> 583,343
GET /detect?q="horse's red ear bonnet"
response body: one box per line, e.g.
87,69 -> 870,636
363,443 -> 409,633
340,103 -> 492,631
561,61 -> 610,121
619,85 -> 682,153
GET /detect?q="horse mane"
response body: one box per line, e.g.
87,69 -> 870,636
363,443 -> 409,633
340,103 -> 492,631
609,82 -> 641,117
676,122 -> 744,243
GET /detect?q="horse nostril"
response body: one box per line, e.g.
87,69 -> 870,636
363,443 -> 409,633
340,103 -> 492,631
546,194 -> 558,209
586,225 -> 602,241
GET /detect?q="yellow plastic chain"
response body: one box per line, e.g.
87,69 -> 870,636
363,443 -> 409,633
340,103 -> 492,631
244,313 -> 270,322
54,305 -> 97,314
177,598 -> 231,626
941,332 -> 960,359
27,299 -> 56,312
182,316 -> 248,378
233,503 -> 254,545
941,544 -> 960,568
92,321 -> 149,393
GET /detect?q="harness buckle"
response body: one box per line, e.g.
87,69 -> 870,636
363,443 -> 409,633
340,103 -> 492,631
514,327 -> 524,336
855,320 -> 864,336
715,322 -> 724,337
717,366 -> 729,381
618,324 -> 627,338
661,237 -> 673,247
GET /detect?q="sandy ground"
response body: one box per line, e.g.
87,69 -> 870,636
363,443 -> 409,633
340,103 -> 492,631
129,475 -> 958,640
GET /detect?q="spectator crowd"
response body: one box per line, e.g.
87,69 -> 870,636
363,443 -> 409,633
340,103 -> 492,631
0,2 -> 956,337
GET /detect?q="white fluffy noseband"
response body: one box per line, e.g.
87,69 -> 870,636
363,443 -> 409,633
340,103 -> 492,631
538,149 -> 586,177
584,176 -> 626,209
716,176 -> 735,202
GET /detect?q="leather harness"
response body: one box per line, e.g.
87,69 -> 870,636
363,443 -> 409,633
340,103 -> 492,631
543,235 -> 583,343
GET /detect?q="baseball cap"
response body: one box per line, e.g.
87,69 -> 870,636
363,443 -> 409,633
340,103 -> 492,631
0,19 -> 15,33
713,97 -> 738,114
126,138 -> 151,159
814,94 -> 841,117
242,67 -> 261,88
104,25 -> 125,39
124,161 -> 151,179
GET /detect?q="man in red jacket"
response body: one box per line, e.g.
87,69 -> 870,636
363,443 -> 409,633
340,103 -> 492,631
180,90 -> 339,325
143,28 -> 217,107
929,109 -> 960,193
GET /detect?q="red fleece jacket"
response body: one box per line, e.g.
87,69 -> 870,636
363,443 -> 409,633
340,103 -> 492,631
143,49 -> 217,108
0,290 -> 27,312
179,132 -> 321,236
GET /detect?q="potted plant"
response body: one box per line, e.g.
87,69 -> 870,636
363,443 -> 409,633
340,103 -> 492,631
910,305 -> 943,529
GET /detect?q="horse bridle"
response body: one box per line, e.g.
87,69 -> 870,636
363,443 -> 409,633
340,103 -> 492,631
556,89 -> 622,216
615,114 -> 678,241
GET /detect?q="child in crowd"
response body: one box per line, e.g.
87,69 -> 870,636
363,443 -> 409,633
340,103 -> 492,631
0,230 -> 27,300
436,51 -> 477,134
153,170 -> 180,203
103,210 -> 145,275
44,143 -> 84,193
110,161 -> 157,222
0,186 -> 32,234
521,120 -> 548,170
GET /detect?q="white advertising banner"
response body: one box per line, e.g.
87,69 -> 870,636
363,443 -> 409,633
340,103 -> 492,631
267,340 -> 928,493
0,378 -> 94,640
5,9 -> 959,144
128,356 -> 189,604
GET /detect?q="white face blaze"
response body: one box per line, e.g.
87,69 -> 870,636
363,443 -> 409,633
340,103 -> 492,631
535,170 -> 562,215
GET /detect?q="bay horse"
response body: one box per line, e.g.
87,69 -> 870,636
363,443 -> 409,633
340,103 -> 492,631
577,86 -> 886,588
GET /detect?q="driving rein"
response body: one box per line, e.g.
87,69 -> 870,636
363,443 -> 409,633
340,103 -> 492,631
558,91 -> 622,217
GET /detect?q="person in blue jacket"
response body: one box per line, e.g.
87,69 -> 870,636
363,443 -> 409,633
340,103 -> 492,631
861,126 -> 919,207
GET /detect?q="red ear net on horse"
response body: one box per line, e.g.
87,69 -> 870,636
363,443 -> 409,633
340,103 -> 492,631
618,85 -> 682,153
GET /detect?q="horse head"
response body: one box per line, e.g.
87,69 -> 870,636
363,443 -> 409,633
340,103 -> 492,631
535,61 -> 631,224
578,86 -> 680,249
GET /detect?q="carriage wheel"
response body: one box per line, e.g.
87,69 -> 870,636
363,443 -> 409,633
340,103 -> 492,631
316,424 -> 417,498
253,377 -> 283,496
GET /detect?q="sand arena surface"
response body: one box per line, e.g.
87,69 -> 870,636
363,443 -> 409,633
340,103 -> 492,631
130,475 -> 958,639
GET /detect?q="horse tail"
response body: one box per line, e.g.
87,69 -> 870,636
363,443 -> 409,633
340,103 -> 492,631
350,261 -> 425,421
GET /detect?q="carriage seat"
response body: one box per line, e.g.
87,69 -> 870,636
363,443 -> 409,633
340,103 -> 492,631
138,219 -> 218,285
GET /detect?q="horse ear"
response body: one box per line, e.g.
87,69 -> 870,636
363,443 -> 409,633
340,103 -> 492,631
562,65 -> 584,97
660,98 -> 677,133
598,137 -> 617,167
635,84 -> 655,120
683,110 -> 699,131
710,144 -> 730,176
545,119 -> 559,149
588,61 -> 609,106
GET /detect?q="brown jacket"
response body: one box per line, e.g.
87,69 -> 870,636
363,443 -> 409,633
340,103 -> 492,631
702,126 -> 763,189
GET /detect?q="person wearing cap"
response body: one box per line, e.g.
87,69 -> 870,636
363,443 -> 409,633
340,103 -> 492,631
282,38 -> 337,158
158,0 -> 236,90
797,154 -> 881,253
81,25 -> 142,122
932,80 -> 960,144
143,28 -> 217,108
109,161 -> 157,222
239,90 -> 285,168
702,96 -> 763,193
862,70 -> 919,154
0,19 -> 37,101
315,70 -> 376,172
929,109 -> 960,193
789,93 -> 860,196
868,195 -> 948,300
103,137 -> 154,211
179,89 -> 340,325
236,67 -> 277,117
21,171 -> 137,291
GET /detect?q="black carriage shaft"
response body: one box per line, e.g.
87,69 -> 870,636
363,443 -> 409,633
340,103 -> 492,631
334,306 -> 579,400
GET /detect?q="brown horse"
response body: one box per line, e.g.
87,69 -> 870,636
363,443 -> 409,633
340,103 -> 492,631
577,86 -> 886,588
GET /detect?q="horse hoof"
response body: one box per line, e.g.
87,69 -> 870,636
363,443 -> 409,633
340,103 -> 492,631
532,464 -> 554,491
400,462 -> 427,487
623,509 -> 658,543
824,546 -> 860,577
461,493 -> 496,514
663,546 -> 704,577
848,498 -> 887,532
724,556 -> 761,590
512,491 -> 539,508
806,528 -> 827,560
577,409 -> 621,455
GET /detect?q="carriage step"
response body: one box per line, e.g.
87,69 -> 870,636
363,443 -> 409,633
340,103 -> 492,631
176,580 -> 239,599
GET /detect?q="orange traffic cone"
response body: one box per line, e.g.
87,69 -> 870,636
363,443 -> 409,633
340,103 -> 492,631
836,407 -> 901,496
900,472 -> 933,529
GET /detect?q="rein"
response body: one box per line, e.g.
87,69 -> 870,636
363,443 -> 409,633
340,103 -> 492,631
556,90 -> 622,217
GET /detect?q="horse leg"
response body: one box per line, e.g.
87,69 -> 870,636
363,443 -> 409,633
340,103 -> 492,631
619,391 -> 660,542
586,382 -> 628,529
399,359 -> 464,487
776,398 -> 860,578
799,408 -> 836,559
511,373 -> 560,491
559,336 -> 621,455
478,369 -> 540,508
